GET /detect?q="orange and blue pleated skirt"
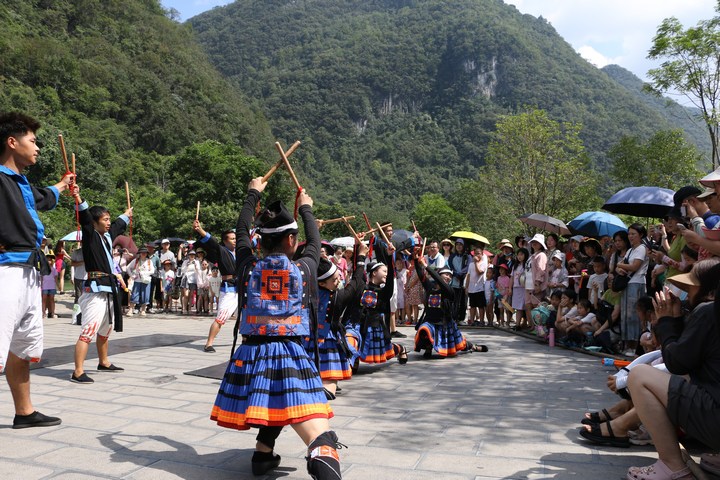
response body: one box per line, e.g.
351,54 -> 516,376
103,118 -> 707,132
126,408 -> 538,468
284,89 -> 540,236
345,323 -> 395,364
302,333 -> 352,381
211,340 -> 333,430
414,321 -> 467,357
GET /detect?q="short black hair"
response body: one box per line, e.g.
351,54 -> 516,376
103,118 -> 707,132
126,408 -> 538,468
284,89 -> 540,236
562,289 -> 577,302
221,229 -> 235,242
592,256 -> 606,266
0,112 -> 41,155
550,289 -> 562,299
89,205 -> 110,222
260,230 -> 297,254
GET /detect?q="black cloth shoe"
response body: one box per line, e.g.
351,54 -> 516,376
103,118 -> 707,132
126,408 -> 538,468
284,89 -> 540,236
70,372 -> 94,384
97,363 -> 124,372
203,345 -> 216,353
12,411 -> 62,429
252,450 -> 281,475
390,331 -> 407,338
306,430 -> 344,480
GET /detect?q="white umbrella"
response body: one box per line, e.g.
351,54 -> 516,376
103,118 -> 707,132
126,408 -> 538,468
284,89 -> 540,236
60,230 -> 82,242
330,236 -> 355,248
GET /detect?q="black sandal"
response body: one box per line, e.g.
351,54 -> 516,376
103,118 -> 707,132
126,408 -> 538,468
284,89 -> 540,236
578,421 -> 629,448
471,344 -> 488,352
398,345 -> 408,364
581,408 -> 612,425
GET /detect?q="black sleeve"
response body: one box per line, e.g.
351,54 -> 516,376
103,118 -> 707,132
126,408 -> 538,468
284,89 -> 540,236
298,204 -> 320,272
381,251 -> 395,300
414,258 -> 432,293
33,185 -> 58,212
655,304 -> 711,375
198,234 -> 221,264
424,261 -> 455,299
236,189 -> 261,259
335,254 -> 366,307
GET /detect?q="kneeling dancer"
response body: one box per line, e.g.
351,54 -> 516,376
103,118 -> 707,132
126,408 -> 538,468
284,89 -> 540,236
305,239 -> 368,398
210,178 -> 342,479
413,252 -> 487,357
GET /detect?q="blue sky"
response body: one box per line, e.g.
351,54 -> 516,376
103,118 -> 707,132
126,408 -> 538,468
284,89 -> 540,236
162,0 -> 716,91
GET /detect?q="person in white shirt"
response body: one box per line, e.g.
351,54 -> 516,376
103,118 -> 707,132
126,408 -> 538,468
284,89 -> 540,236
465,249 -> 488,325
587,256 -> 609,309
424,241 -> 446,269
127,247 -> 155,316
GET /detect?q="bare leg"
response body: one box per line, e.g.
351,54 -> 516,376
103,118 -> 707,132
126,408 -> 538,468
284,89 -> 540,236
389,312 -> 396,333
323,379 -> 338,396
205,321 -> 222,348
5,352 -> 34,415
291,417 -> 332,446
48,296 -> 55,317
73,340 -> 90,376
627,365 -> 686,472
42,294 -> 48,317
96,335 -> 111,367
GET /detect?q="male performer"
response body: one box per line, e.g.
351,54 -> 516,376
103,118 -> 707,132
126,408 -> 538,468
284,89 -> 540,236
0,112 -> 67,428
69,186 -> 131,384
192,220 -> 236,352
211,178 -> 343,479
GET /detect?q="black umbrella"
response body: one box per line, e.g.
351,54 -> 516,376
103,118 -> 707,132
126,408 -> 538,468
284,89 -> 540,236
602,186 -> 674,218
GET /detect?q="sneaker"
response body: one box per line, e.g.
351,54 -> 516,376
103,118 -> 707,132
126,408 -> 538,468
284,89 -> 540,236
203,345 -> 216,353
70,372 -> 94,384
97,363 -> 124,372
628,426 -> 654,446
12,411 -> 62,429
390,331 -> 407,338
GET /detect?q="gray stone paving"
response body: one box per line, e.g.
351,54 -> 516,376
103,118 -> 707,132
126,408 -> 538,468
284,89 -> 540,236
0,297 -> 709,479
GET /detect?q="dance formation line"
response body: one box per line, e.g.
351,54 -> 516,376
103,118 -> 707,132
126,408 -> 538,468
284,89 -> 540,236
1,112 -> 490,479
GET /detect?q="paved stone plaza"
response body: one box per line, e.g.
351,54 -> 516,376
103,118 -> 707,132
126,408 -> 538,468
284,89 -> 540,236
0,298 -> 711,479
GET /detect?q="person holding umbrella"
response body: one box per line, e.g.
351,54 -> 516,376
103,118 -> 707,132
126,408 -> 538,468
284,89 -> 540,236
615,223 -> 650,356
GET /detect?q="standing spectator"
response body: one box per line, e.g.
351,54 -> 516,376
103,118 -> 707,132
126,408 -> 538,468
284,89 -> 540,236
483,265 -> 495,327
545,233 -> 561,274
466,248 -> 488,326
449,239 -> 470,322
127,247 -> 155,316
567,235 -> 584,263
112,245 -> 131,314
160,260 -> 175,313
158,239 -> 176,269
547,251 -> 569,290
208,266 -> 221,313
404,259 -> 423,324
652,208 -> 687,285
342,247 -> 355,278
440,238 -> 453,264
41,251 -> 58,318
587,256 -> 608,308
578,238 -> 602,300
615,223 -> 650,355
70,242 -> 86,325
526,234 -> 548,327
146,243 -> 162,313
510,249 -> 528,328
497,263 -> 513,326
197,260 -> 211,315
54,240 -> 70,295
424,241 -> 446,269
330,246 -> 348,284
180,250 -> 201,315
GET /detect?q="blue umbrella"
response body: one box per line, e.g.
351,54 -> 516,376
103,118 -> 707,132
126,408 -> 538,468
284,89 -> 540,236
602,186 -> 674,218
60,230 -> 82,242
568,211 -> 627,238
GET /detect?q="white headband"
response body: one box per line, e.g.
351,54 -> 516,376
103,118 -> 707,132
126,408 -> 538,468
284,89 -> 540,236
318,263 -> 338,281
257,221 -> 298,234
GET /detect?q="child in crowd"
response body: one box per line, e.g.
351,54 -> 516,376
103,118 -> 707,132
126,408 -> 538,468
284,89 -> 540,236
197,260 -> 210,315
553,289 -> 578,338
547,251 -> 568,290
497,263 -> 512,326
588,256 -> 608,307
546,289 -> 562,331
161,260 -> 175,313
208,266 -> 221,313
567,259 -> 579,294
483,264 -> 495,327
565,299 -> 599,342
41,251 -> 59,318
635,296 -> 657,355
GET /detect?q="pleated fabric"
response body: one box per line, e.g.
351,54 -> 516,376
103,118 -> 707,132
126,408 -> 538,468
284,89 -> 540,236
414,322 -> 467,357
345,323 -> 395,364
302,335 -> 352,381
211,340 -> 333,430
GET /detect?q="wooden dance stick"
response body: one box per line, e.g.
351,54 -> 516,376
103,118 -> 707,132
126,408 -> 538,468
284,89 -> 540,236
71,153 -> 76,177
343,217 -> 361,243
261,141 -> 301,182
125,181 -> 131,210
58,134 -> 70,172
421,236 -> 427,256
358,223 -> 392,236
195,201 -> 200,221
362,212 -> 372,231
376,222 -> 391,245
319,215 -> 356,226
274,142 -> 302,190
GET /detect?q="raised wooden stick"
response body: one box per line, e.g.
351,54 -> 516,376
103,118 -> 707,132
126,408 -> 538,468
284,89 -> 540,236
359,223 -> 392,236
411,220 -> 418,232
343,218 -> 361,242
262,141 -> 301,182
71,153 -> 76,177
421,236 -> 427,256
376,222 -> 391,245
58,134 -> 70,172
274,142 -> 301,190
362,212 -> 372,231
195,201 -> 200,221
125,181 -> 131,209
319,215 -> 356,226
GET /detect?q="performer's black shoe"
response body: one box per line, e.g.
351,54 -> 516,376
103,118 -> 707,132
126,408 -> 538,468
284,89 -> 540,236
323,387 -> 336,400
423,349 -> 433,359
306,430 -> 344,479
397,345 -> 408,364
251,450 -> 281,475
390,331 -> 407,338
12,411 -> 62,429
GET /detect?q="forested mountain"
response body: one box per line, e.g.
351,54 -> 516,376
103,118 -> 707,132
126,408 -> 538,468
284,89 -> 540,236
0,0 -> 278,240
601,64 -> 712,158
189,0 -> 704,216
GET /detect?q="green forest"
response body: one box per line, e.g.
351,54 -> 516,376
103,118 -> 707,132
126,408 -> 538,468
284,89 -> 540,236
0,0 -> 712,247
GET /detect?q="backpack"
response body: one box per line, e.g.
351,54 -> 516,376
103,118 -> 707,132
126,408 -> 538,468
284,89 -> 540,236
240,255 -> 310,337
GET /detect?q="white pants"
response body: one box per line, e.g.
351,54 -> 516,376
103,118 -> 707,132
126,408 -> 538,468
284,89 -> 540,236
0,265 -> 43,371
78,291 -> 114,343
214,291 -> 238,325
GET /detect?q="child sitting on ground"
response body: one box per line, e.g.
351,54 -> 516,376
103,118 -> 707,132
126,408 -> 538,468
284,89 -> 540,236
546,289 -> 562,331
565,299 -> 599,342
553,289 -> 577,338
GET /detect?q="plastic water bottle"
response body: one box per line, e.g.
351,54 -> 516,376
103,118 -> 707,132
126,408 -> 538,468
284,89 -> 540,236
548,328 -> 555,347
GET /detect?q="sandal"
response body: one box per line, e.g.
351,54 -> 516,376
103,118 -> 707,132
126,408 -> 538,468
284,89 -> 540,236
397,345 -> 408,365
581,408 -> 612,426
626,460 -> 693,480
471,344 -> 489,352
579,421 -> 629,448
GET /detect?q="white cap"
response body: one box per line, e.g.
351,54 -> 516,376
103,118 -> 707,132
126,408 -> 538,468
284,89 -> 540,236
161,238 -> 170,244
700,168 -> 720,187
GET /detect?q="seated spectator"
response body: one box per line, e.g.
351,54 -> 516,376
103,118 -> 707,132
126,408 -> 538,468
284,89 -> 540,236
553,289 -> 577,339
565,299 -> 599,341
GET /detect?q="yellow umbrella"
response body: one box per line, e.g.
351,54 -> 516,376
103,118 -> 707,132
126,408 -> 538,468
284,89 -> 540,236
450,231 -> 490,245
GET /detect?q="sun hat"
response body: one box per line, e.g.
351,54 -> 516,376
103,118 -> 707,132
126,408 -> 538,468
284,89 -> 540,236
700,168 -> 720,188
441,238 -> 453,246
528,233 -> 547,250
551,251 -> 565,262
579,238 -> 602,256
698,187 -> 716,200
666,270 -> 700,291
570,235 -> 584,243
497,238 -> 513,249
438,267 -> 453,275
